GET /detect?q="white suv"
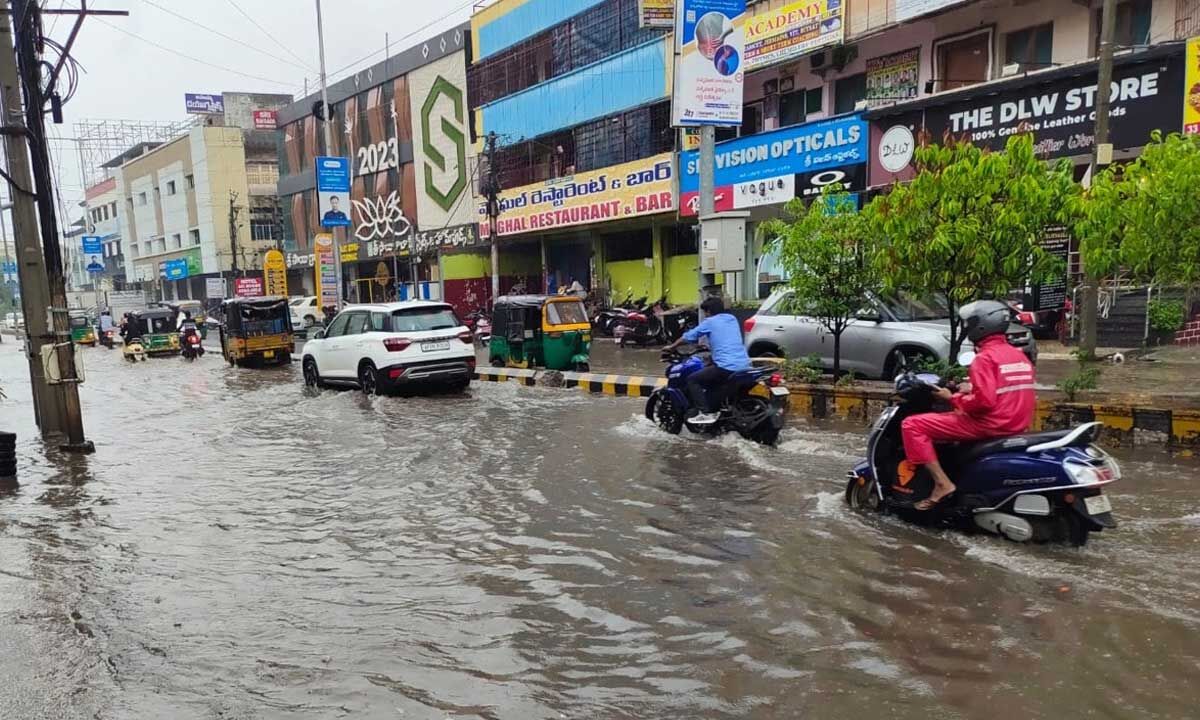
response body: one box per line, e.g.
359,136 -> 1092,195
289,296 -> 324,328
301,301 -> 475,394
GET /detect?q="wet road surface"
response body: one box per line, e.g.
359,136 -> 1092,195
1,342 -> 1199,719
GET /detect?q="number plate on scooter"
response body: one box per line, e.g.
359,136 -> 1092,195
1084,494 -> 1112,515
769,386 -> 789,396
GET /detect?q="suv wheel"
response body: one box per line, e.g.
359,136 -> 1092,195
303,358 -> 323,388
358,362 -> 380,396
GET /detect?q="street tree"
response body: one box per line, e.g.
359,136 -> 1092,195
868,134 -> 1076,361
761,189 -> 879,378
1076,131 -> 1200,295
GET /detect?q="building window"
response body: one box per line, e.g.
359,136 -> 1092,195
250,219 -> 278,242
155,237 -> 165,253
1095,0 -> 1151,51
834,74 -> 867,114
110,201 -> 117,217
129,244 -> 138,258
154,187 -> 161,201
1006,23 -> 1053,70
172,233 -> 182,249
779,90 -> 806,127
933,28 -> 994,93
246,163 -> 279,186
137,192 -> 147,206
166,180 -> 177,196
189,229 -> 200,246
185,174 -> 195,190
742,102 -> 763,135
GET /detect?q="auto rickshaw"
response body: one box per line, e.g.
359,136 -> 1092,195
69,310 -> 96,346
218,296 -> 294,367
125,307 -> 180,356
164,300 -> 208,339
489,295 -> 590,371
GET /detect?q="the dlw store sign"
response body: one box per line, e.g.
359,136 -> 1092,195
867,45 -> 1184,186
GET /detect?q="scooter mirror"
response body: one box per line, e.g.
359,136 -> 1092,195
958,350 -> 977,367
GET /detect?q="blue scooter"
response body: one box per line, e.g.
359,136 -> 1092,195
846,356 -> 1120,546
645,346 -> 789,446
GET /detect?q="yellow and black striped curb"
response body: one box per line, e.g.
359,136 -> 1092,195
472,367 -> 537,386
472,367 -> 665,396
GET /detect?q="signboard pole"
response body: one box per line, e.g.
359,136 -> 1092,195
1080,0 -> 1117,357
315,0 -> 342,312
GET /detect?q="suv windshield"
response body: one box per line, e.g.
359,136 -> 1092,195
391,307 -> 460,332
882,293 -> 949,322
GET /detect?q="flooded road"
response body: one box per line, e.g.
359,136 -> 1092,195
1,342 -> 1199,719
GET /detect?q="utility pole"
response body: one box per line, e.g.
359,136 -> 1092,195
483,131 -> 501,302
1080,0 -> 1117,358
314,0 -> 342,311
229,190 -> 241,276
696,124 -> 715,320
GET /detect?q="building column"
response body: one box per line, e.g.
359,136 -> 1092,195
651,224 -> 666,302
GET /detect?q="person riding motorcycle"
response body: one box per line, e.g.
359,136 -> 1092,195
899,300 -> 1037,510
178,311 -> 203,356
663,296 -> 752,425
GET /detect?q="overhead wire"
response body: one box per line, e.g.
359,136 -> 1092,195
136,0 -> 315,74
223,0 -> 316,73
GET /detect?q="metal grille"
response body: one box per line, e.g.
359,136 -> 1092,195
1178,0 -> 1200,38
468,0 -> 668,108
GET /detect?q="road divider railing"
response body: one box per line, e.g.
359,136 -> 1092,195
472,368 -> 1199,449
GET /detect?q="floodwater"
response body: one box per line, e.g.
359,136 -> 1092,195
1,341 -> 1198,719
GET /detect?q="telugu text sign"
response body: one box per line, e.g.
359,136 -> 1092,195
745,0 -> 844,71
478,154 -> 676,238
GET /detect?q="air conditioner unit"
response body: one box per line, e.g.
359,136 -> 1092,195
810,51 -> 831,73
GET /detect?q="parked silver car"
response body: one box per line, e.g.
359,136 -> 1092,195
743,290 -> 1037,379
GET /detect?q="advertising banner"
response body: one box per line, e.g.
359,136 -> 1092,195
671,0 -> 747,126
263,249 -> 287,297
639,0 -> 674,27
866,47 -> 920,108
679,115 -> 867,215
314,233 -> 337,309
252,109 -> 278,130
81,235 -> 104,273
1185,36 -> 1200,135
745,0 -> 844,71
234,277 -> 264,298
478,153 -> 675,238
407,51 -> 476,230
205,277 -> 226,299
1031,225 -> 1070,311
315,156 -> 352,228
162,258 -> 189,281
184,93 -> 224,115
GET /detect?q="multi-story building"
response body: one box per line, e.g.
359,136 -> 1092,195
111,92 -> 291,300
467,0 -> 687,305
275,24 -> 474,304
81,176 -> 125,290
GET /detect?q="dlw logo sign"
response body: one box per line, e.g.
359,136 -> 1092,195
420,76 -> 467,212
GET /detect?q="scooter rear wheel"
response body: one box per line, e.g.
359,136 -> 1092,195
845,475 -> 882,512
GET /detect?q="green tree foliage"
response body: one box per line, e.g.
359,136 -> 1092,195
1076,131 -> 1200,293
868,134 -> 1075,360
761,189 -> 878,378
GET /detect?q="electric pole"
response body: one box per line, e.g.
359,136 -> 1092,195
696,124 -> 715,320
3,0 -> 93,451
1080,0 -> 1117,358
314,0 -> 343,311
229,190 -> 242,276
483,131 -> 500,302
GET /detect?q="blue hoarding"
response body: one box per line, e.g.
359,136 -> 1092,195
184,93 -> 224,115
81,235 -> 102,254
679,114 -> 868,193
163,258 -> 189,281
315,156 -> 352,228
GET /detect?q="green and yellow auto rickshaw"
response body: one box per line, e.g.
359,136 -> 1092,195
126,307 -> 180,356
218,296 -> 294,367
489,295 -> 590,371
69,310 -> 96,346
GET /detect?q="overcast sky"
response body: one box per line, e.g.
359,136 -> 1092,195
42,0 -> 474,218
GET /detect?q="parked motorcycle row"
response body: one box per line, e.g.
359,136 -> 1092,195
591,290 -> 698,347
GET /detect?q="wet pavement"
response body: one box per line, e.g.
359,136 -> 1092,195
1,341 -> 1199,719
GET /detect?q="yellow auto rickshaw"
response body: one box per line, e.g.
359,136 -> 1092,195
489,295 -> 590,371
218,296 -> 294,367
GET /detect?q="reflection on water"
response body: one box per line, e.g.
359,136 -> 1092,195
0,343 -> 1198,719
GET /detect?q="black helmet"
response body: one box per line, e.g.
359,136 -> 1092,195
959,300 -> 1010,343
700,296 -> 724,316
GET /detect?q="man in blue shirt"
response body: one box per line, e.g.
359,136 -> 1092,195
665,296 -> 752,424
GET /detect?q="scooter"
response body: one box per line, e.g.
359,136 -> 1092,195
466,309 -> 491,347
593,291 -> 647,337
659,305 -> 698,343
645,346 -> 789,446
122,337 -> 147,362
180,330 -> 204,361
615,295 -> 670,347
846,354 -> 1119,546
98,329 -> 116,349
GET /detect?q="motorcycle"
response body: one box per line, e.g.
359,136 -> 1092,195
467,309 -> 491,347
645,346 -> 789,446
98,329 -> 116,349
659,305 -> 698,343
593,291 -> 647,338
845,355 -> 1119,546
180,329 -> 205,361
615,295 -> 671,347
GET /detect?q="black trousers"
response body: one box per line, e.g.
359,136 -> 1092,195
687,365 -> 732,413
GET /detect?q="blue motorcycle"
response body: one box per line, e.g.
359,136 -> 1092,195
645,347 -> 789,446
847,359 -> 1119,546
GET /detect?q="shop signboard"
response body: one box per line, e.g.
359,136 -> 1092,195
866,47 -> 920,108
205,277 -> 226,299
679,114 -> 867,215
263,249 -> 287,297
1185,36 -> 1200,135
867,51 -> 1184,186
162,258 -> 189,281
744,0 -> 844,71
315,156 -> 352,228
408,51 -> 475,230
184,93 -> 224,115
313,233 -> 337,309
234,277 -> 264,298
639,0 -> 674,27
671,0 -> 747,126
252,109 -> 278,130
411,224 -> 483,255
478,153 -> 676,238
1031,225 -> 1070,312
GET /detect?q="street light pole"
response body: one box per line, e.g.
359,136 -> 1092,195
315,0 -> 342,311
1080,0 -> 1117,358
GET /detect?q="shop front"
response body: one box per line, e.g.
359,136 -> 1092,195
476,152 -> 682,304
678,113 -> 870,299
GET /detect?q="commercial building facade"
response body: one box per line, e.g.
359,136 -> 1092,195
275,24 -> 474,305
